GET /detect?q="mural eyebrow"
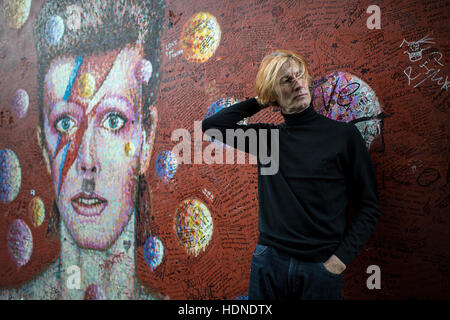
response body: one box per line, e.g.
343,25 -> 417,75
99,95 -> 133,110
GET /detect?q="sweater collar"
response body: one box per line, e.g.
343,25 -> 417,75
281,100 -> 318,125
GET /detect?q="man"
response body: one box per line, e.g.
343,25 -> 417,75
202,50 -> 381,300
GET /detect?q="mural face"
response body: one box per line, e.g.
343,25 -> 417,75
0,0 -> 165,300
42,45 -> 151,250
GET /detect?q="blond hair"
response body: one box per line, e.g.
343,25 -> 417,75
255,50 -> 312,106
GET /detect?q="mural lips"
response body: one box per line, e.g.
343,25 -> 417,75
71,192 -> 108,217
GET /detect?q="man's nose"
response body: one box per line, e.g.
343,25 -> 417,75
293,77 -> 307,90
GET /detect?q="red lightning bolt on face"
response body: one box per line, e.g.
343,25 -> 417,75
52,49 -> 120,197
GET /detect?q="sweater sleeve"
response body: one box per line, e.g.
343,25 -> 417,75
201,98 -> 275,156
333,123 -> 382,266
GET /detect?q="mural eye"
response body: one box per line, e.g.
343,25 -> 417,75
55,115 -> 77,134
102,112 -> 127,132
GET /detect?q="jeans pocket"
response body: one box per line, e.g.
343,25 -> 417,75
253,244 -> 269,257
318,262 -> 343,278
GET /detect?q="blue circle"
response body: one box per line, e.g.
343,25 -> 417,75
0,149 -> 21,203
143,236 -> 164,271
204,98 -> 244,124
204,98 -> 246,147
45,15 -> 65,46
155,150 -> 178,182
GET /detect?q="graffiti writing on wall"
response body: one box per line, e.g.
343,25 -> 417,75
401,34 -> 449,91
313,71 -> 387,148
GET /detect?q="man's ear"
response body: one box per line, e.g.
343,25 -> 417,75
270,87 -> 280,105
269,95 -> 279,110
36,125 -> 51,175
139,105 -> 158,175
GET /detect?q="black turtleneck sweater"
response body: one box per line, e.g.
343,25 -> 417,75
201,98 -> 381,266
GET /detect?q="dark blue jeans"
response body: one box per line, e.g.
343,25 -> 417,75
248,244 -> 343,300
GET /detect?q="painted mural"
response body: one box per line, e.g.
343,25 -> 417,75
0,0 -> 449,300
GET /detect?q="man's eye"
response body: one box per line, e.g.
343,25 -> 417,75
102,112 -> 127,132
55,116 -> 77,134
282,77 -> 292,84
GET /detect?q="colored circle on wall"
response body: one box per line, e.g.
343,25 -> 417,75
204,98 -> 246,148
78,73 -> 96,99
143,235 -> 164,271
45,15 -> 65,46
3,0 -> 32,29
124,141 -> 136,157
7,219 -> 33,268
0,149 -> 22,203
313,71 -> 383,147
174,199 -> 213,256
66,5 -> 83,31
180,12 -> 221,63
204,97 -> 246,125
29,197 -> 45,227
12,89 -> 29,119
137,59 -> 153,84
155,150 -> 178,182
